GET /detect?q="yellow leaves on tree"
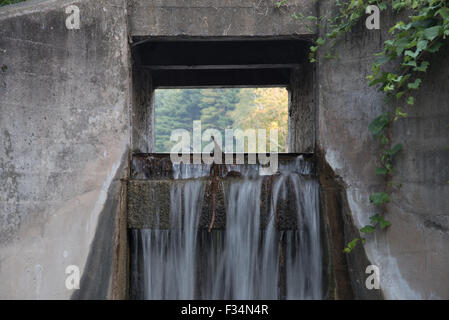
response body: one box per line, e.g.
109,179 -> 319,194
231,87 -> 288,152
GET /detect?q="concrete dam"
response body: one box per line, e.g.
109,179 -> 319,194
129,155 -> 322,299
0,0 -> 448,301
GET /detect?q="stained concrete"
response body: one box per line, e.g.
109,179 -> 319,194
0,0 -> 130,299
128,0 -> 316,39
0,0 -> 448,300
317,4 -> 449,299
127,176 -> 300,230
288,65 -> 315,153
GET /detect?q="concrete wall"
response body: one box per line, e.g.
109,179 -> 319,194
128,0 -> 316,38
0,0 -> 448,300
317,4 -> 449,299
131,65 -> 154,153
0,0 -> 130,299
288,65 -> 315,153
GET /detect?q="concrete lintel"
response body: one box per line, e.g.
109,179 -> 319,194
128,0 -> 317,37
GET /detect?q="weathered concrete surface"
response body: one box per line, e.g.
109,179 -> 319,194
288,65 -> 315,153
319,159 -> 383,300
131,65 -> 154,153
128,0 -> 316,38
130,153 -> 315,179
72,156 -> 128,300
0,0 -> 130,299
318,4 -> 449,299
127,176 -> 300,230
1,0 -> 447,300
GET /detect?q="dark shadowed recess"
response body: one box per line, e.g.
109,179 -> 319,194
132,39 -> 310,88
71,151 -> 128,300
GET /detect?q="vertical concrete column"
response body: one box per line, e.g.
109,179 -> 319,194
288,64 -> 316,153
131,66 -> 154,153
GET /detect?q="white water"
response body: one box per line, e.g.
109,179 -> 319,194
131,156 -> 322,299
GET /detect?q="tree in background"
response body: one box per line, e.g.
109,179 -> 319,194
154,89 -> 204,152
200,88 -> 240,131
231,88 -> 288,152
154,87 -> 288,152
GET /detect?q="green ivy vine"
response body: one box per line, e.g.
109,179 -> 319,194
0,0 -> 26,7
284,0 -> 449,252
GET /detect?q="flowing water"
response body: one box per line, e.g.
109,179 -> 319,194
130,156 -> 322,299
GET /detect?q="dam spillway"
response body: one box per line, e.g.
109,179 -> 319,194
128,154 -> 322,299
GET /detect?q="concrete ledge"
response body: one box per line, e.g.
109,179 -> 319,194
128,0 -> 316,37
127,176 -> 301,230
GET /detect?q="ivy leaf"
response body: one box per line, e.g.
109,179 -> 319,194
376,167 -> 388,175
404,49 -> 420,58
375,55 -> 389,65
394,37 -> 411,56
379,219 -> 392,229
402,60 -> 417,68
344,238 -> 360,253
416,39 -> 428,52
386,143 -> 403,156
436,7 -> 449,19
426,41 -> 442,53
423,26 -> 442,41
370,214 -> 392,229
383,83 -> 395,92
316,37 -> 326,46
414,61 -> 429,72
360,225 -> 376,233
275,0 -> 287,8
370,214 -> 382,224
396,91 -> 405,99
369,113 -> 390,137
408,78 -> 422,89
407,96 -> 414,105
370,192 -> 390,206
395,107 -> 408,118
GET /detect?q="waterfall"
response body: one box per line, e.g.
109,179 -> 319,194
130,156 -> 322,299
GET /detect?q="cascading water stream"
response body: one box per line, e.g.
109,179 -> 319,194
130,156 -> 322,299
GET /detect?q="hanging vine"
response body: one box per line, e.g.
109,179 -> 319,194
282,0 -> 449,252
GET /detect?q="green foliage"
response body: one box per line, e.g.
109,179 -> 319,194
154,89 -> 239,152
154,88 -> 288,152
200,89 -> 240,131
368,113 -> 390,137
360,225 -> 376,233
370,214 -> 392,229
0,0 -> 25,6
369,192 -> 390,206
289,0 -> 449,253
275,0 -> 288,9
359,214 -> 391,240
343,238 -> 360,253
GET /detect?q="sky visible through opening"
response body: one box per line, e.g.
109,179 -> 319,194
154,88 -> 288,153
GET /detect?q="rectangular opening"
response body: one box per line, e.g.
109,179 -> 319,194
131,39 -> 315,154
154,87 -> 289,153
128,38 -> 320,300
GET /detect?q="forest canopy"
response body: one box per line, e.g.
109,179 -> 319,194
154,88 -> 288,153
